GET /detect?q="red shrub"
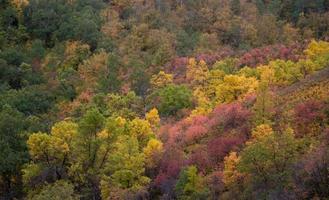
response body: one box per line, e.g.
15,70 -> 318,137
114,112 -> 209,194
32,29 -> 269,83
208,103 -> 251,135
294,100 -> 326,136
207,135 -> 245,166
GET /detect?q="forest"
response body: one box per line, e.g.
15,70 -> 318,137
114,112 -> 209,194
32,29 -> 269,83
0,0 -> 329,199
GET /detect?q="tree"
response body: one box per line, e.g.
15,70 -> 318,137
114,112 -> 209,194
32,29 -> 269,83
77,51 -> 110,93
293,100 -> 325,137
0,106 -> 27,198
212,58 -> 239,75
150,84 -> 193,116
175,166 -> 209,200
223,152 -> 243,187
143,138 -> 163,169
252,81 -> 274,126
106,91 -> 143,120
24,121 -> 78,189
150,71 -> 173,90
186,58 -> 209,88
304,40 -> 329,67
23,0 -> 70,46
230,0 -> 241,16
238,127 -> 303,198
145,108 -> 160,131
28,180 -> 79,200
129,118 -> 154,148
215,75 -> 258,104
101,135 -> 150,199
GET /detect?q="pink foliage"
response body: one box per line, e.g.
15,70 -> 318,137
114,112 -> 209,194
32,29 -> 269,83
154,148 -> 186,192
160,115 -> 210,146
185,125 -> 208,144
238,43 -> 305,68
207,135 -> 245,166
188,149 -> 212,173
208,103 -> 251,135
294,100 -> 326,136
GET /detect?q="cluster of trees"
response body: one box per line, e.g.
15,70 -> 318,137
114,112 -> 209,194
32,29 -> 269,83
0,0 -> 329,199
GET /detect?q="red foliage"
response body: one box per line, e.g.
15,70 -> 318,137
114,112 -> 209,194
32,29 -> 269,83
207,171 -> 225,197
207,135 -> 245,166
238,43 -> 305,68
187,147 -> 212,173
195,47 -> 234,64
159,115 -> 210,146
294,129 -> 329,199
294,100 -> 326,136
153,147 -> 186,193
164,48 -> 233,84
208,103 -> 251,135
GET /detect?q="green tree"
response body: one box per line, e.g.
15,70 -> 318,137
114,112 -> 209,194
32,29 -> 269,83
238,126 -> 303,198
175,166 -> 209,200
150,84 -> 193,116
0,105 -> 27,198
28,180 -> 79,200
101,135 -> 150,199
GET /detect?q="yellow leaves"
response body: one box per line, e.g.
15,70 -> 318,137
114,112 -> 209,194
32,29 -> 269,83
190,88 -> 212,117
27,121 -> 78,162
304,40 -> 329,60
27,132 -> 52,160
304,40 -> 329,70
115,116 -> 127,127
257,65 -> 275,84
143,139 -> 163,168
10,0 -> 29,14
51,121 -> 78,144
130,118 -> 154,147
78,51 -> 109,91
22,163 -> 42,185
247,124 -> 274,145
223,152 -> 242,186
145,108 -> 160,130
215,75 -> 258,103
98,130 -> 111,140
150,71 -> 173,89
186,58 -> 209,87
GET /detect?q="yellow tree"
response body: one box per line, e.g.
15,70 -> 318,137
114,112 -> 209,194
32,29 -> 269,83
24,121 -> 78,185
223,152 -> 243,187
27,121 -> 78,165
145,108 -> 160,131
215,74 -> 258,103
143,138 -> 163,169
186,58 -> 209,87
247,124 -> 274,145
101,135 -> 150,199
129,118 -> 155,148
304,40 -> 329,66
77,51 -> 109,92
150,71 -> 173,90
253,68 -> 275,125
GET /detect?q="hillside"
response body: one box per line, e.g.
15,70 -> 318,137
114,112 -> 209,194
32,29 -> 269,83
0,0 -> 329,200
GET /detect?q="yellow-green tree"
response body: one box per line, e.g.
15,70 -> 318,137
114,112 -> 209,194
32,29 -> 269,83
145,108 -> 160,131
223,152 -> 243,187
101,135 -> 150,199
304,40 -> 329,67
143,138 -> 163,169
215,74 -> 258,103
238,127 -> 303,198
175,166 -> 209,200
77,51 -> 109,92
129,118 -> 155,148
186,58 -> 209,87
150,71 -> 173,90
